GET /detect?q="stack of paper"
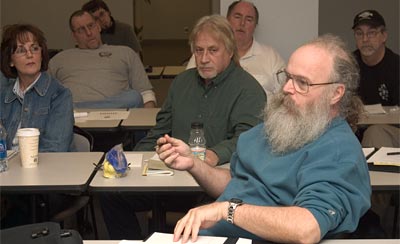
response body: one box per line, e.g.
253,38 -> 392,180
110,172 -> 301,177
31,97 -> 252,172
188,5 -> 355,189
367,147 -> 400,167
142,154 -> 174,176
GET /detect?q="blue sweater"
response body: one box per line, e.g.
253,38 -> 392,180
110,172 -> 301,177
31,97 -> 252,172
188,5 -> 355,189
201,117 -> 371,240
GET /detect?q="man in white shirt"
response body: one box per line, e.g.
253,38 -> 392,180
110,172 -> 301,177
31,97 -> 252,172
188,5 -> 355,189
186,0 -> 285,96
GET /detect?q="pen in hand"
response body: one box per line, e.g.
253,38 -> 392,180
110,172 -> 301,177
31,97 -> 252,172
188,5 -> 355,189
387,152 -> 400,156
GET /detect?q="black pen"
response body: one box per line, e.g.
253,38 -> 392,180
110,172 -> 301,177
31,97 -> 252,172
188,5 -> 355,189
387,152 -> 400,155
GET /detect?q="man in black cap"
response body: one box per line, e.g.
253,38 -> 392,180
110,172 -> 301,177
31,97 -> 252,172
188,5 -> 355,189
352,9 -> 399,237
352,10 -> 399,148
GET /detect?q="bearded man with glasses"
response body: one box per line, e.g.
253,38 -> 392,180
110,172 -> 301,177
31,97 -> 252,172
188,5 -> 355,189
157,34 -> 371,243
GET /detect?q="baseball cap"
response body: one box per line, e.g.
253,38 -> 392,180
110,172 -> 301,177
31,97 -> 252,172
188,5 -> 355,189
352,10 -> 386,29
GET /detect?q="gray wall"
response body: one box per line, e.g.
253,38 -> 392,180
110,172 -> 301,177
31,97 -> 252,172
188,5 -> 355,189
1,0 -> 398,54
0,0 -> 211,49
221,0 -> 319,62
0,0 -> 133,49
319,0 -> 399,54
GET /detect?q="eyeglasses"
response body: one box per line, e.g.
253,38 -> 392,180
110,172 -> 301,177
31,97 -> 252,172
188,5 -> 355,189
73,22 -> 97,34
276,69 -> 338,94
354,30 -> 381,39
13,44 -> 41,57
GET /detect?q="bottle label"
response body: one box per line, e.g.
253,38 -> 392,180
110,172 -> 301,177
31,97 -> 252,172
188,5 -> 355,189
191,147 -> 206,161
0,139 -> 7,159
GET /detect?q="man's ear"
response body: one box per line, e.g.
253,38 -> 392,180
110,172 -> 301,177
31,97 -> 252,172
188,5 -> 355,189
330,84 -> 345,105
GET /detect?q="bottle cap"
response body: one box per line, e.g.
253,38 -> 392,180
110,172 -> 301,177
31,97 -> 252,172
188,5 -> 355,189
191,122 -> 203,129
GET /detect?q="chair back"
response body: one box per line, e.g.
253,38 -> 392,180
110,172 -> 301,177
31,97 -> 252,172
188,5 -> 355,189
73,126 -> 93,152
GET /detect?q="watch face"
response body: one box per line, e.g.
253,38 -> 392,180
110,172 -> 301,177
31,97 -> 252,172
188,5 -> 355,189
230,198 -> 243,204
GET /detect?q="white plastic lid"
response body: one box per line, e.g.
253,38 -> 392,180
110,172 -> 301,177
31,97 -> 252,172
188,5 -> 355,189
16,128 -> 40,137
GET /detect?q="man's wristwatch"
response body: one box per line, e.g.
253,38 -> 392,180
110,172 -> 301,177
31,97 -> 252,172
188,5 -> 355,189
227,198 -> 243,224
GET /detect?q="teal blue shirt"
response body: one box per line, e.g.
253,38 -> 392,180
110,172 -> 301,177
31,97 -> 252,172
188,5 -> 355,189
202,118 -> 371,239
135,61 -> 266,164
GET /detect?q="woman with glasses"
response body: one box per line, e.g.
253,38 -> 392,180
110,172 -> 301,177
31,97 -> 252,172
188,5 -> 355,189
0,24 -> 74,153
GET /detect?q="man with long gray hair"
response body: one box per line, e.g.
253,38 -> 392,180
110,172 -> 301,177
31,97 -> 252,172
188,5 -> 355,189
157,34 -> 371,243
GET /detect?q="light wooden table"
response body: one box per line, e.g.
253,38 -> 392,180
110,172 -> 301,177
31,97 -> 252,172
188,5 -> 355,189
147,66 -> 164,79
162,66 -> 186,78
74,109 -> 128,131
1,152 -> 104,193
358,106 -> 400,125
121,108 -> 161,130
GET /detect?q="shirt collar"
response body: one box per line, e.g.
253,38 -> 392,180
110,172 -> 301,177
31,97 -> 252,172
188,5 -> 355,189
197,60 -> 236,86
241,38 -> 260,60
12,73 -> 42,99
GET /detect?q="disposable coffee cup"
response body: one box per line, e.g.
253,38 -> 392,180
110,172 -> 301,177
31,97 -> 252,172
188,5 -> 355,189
16,128 -> 40,168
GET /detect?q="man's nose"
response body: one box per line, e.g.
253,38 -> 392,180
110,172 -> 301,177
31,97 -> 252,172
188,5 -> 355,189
282,78 -> 295,94
200,51 -> 210,63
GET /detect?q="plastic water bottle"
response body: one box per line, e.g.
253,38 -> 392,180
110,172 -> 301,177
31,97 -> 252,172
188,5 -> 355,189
0,122 -> 8,172
188,122 -> 206,161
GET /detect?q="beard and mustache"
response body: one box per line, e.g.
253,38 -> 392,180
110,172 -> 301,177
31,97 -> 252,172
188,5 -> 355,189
264,90 -> 333,155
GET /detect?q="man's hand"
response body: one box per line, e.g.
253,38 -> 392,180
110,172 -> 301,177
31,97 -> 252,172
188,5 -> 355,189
156,135 -> 195,171
204,149 -> 219,167
173,201 -> 228,243
143,101 -> 156,108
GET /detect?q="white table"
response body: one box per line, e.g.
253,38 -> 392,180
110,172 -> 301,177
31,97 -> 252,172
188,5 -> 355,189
0,152 -> 104,193
162,66 -> 185,78
358,106 -> 400,125
89,152 -> 199,193
369,170 -> 400,191
83,239 -> 400,244
121,108 -> 161,130
89,152 -> 201,232
74,109 -> 128,131
147,66 -> 164,79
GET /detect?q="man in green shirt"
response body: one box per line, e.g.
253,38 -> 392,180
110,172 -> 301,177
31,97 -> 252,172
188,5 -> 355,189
135,15 -> 266,166
101,15 -> 266,240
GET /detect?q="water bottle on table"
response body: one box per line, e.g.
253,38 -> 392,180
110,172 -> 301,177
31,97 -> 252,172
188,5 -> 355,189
188,122 -> 206,161
0,122 -> 8,172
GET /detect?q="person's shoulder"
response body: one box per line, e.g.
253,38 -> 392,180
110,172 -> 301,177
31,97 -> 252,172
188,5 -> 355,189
51,48 -> 80,60
385,47 -> 400,60
253,40 -> 282,55
114,20 -> 131,28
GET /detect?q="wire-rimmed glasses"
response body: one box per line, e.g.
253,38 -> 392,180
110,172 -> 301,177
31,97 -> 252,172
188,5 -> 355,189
276,69 -> 338,94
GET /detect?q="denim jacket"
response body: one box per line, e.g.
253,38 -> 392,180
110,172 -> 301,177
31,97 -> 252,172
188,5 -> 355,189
0,72 -> 74,152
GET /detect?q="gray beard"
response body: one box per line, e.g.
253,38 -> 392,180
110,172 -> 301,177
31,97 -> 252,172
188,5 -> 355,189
264,92 -> 332,155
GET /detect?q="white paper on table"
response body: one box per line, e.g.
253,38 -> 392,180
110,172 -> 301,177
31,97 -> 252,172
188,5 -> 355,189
87,111 -> 129,120
367,147 -> 400,166
364,104 -> 386,114
142,154 -> 174,176
119,240 -> 143,244
144,232 -> 227,244
73,111 -> 88,118
236,238 -> 252,244
124,153 -> 143,167
6,150 -> 18,160
362,148 -> 375,158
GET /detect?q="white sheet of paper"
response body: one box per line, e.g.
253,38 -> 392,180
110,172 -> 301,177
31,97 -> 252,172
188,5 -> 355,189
144,232 -> 227,244
119,240 -> 143,244
367,147 -> 400,166
6,150 -> 18,160
87,111 -> 130,120
73,111 -> 88,118
125,153 -> 143,167
364,104 -> 386,114
236,238 -> 252,244
362,148 -> 375,158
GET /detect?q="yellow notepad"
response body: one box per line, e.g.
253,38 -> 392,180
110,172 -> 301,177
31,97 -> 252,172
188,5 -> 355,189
367,147 -> 400,167
142,155 -> 174,176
